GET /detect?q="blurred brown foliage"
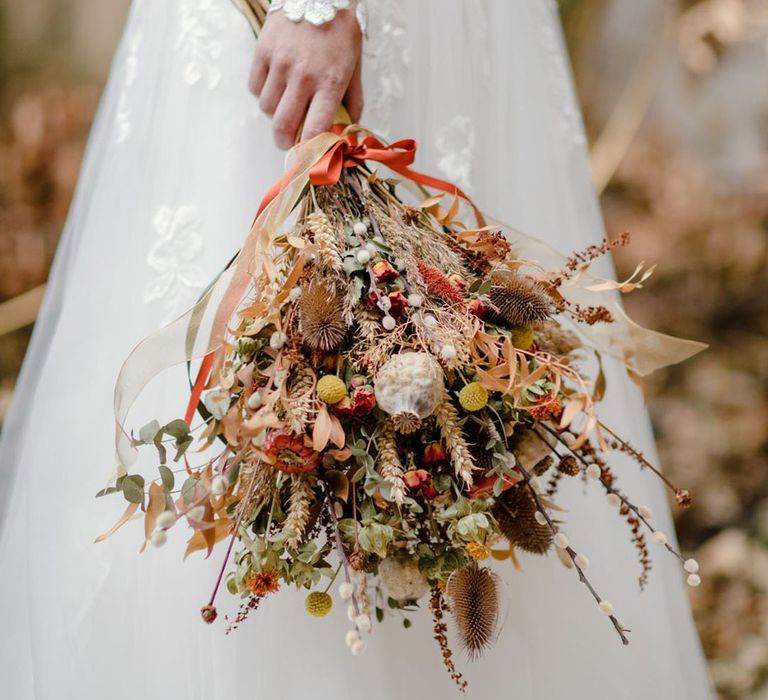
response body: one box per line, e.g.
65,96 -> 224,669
606,140 -> 768,700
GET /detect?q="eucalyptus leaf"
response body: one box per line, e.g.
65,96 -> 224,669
159,465 -> 175,492
181,477 -> 199,504
122,474 -> 145,505
138,420 -> 161,444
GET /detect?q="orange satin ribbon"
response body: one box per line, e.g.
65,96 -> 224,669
257,125 -> 484,224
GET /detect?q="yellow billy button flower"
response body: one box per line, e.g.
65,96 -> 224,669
305,591 -> 333,618
458,382 -> 489,412
316,375 -> 347,405
511,325 -> 534,350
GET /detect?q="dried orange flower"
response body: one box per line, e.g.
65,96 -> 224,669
466,542 -> 491,561
246,569 -> 281,596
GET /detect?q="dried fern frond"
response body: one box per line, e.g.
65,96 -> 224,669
376,420 -> 406,505
487,270 -> 552,327
446,563 -> 500,660
492,486 -> 553,555
306,210 -> 344,274
283,473 -> 317,548
298,278 -> 347,351
434,393 -> 476,486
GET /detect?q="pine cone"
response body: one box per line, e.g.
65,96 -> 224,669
557,455 -> 580,476
492,486 -> 553,555
487,270 -> 552,327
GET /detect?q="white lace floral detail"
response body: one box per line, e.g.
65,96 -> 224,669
535,0 -> 587,148
114,24 -> 144,143
176,0 -> 225,89
269,0 -> 366,31
435,115 -> 475,191
363,1 -> 409,137
144,206 -> 207,324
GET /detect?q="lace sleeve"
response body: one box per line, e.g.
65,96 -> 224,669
268,0 -> 367,33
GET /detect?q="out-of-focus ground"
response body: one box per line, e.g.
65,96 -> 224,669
0,1 -> 766,697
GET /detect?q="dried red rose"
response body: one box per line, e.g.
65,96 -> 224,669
386,291 -> 408,318
468,299 -> 488,319
468,473 -> 519,500
263,430 -> 321,473
335,388 -> 376,417
404,469 -> 438,499
372,259 -> 399,283
423,442 -> 449,467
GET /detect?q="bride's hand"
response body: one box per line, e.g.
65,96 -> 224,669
249,8 -> 363,150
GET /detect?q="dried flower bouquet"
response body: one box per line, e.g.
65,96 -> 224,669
100,121 -> 706,690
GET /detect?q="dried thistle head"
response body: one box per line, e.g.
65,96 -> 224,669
487,270 -> 553,327
298,278 -> 347,351
492,485 -> 553,555
446,563 -> 500,660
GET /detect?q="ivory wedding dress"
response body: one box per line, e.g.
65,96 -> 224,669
0,1 -> 713,698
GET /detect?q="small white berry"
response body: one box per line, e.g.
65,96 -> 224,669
638,505 -> 653,519
211,475 -> 227,496
574,553 -> 590,568
289,286 -> 302,302
652,531 -> 668,545
599,600 -> 615,615
345,629 -> 360,647
347,603 -> 357,622
269,331 -> 285,350
351,639 -> 367,657
246,391 -> 263,410
586,464 -> 601,479
382,315 -> 396,331
156,510 -> 177,530
554,533 -> 569,549
187,505 -> 205,521
353,221 -> 368,236
377,295 -> 392,312
423,314 -> 438,328
339,582 -> 354,600
365,243 -> 377,256
150,529 -> 168,548
407,293 -> 424,308
606,493 -> 621,508
683,558 -> 699,574
356,249 -> 371,265
534,510 -> 547,525
440,344 -> 457,361
355,614 -> 371,633
686,573 -> 701,587
562,433 -> 577,447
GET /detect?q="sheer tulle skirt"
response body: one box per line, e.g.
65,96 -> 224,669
0,1 -> 712,697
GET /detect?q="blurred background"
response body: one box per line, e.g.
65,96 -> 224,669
0,0 -> 765,696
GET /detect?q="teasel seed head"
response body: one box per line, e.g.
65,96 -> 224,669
487,270 -> 553,327
446,563 -> 500,660
492,485 -> 553,555
298,278 -> 347,351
